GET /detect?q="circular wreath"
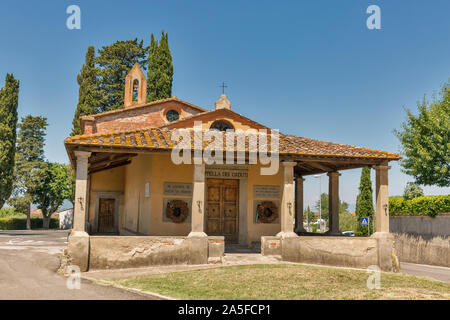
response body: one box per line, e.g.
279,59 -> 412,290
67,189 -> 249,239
166,200 -> 189,223
256,201 -> 278,223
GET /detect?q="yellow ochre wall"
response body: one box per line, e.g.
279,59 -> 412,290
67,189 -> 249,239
88,166 -> 125,232
246,163 -> 282,245
88,153 -> 283,245
117,153 -> 194,236
147,153 -> 193,236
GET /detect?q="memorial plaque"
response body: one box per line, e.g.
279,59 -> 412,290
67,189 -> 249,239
163,182 -> 193,196
253,185 -> 280,199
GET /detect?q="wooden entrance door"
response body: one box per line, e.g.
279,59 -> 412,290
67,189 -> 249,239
206,179 -> 239,243
98,198 -> 116,233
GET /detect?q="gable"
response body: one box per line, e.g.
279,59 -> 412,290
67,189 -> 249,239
162,108 -> 270,131
80,97 -> 207,134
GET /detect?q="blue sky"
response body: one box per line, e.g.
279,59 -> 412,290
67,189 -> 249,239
0,0 -> 449,209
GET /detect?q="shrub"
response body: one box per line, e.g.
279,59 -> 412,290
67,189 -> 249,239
389,196 -> 407,215
403,182 -> 424,200
0,217 -> 59,230
0,206 -> 24,218
389,195 -> 450,218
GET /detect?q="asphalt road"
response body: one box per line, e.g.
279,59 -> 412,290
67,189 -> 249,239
0,230 -> 150,300
401,262 -> 450,283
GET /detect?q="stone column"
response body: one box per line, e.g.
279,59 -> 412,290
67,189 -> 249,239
374,163 -> 391,234
294,176 -> 306,234
68,151 -> 91,272
188,163 -> 207,238
372,163 -> 395,271
327,171 -> 341,235
73,151 -> 91,231
277,161 -> 298,238
187,163 -> 208,265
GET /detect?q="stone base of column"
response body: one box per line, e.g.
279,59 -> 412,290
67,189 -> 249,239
370,231 -> 393,240
371,232 -> 397,272
187,236 -> 208,265
276,231 -> 298,239
68,231 -> 90,272
187,231 -> 208,238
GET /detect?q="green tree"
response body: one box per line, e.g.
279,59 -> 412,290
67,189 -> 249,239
72,46 -> 99,136
339,211 -> 358,233
355,167 -> 374,236
315,193 -> 329,221
0,74 -> 19,209
303,205 -> 316,223
8,115 -> 48,229
67,164 -> 75,207
340,201 -> 349,214
395,82 -> 450,187
403,182 -> 424,200
96,39 -> 147,112
147,30 -> 173,102
31,162 -> 72,229
147,34 -> 159,102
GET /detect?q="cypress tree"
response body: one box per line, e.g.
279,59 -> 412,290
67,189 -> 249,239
355,167 -> 374,235
72,46 -> 98,136
147,30 -> 173,102
158,31 -> 174,99
147,34 -> 159,102
0,74 -> 19,209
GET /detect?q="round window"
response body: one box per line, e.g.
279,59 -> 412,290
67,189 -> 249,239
166,110 -> 180,122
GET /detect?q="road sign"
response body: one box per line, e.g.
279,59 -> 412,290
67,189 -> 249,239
360,217 -> 369,226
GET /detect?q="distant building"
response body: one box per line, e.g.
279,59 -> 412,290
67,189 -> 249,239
30,209 -> 42,217
30,208 -> 59,218
59,208 -> 73,230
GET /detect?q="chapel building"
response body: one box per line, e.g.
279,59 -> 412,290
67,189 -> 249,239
65,63 -> 400,271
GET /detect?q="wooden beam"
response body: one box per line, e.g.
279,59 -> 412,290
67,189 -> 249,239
89,153 -> 136,168
296,163 -> 375,176
89,160 -> 131,174
282,154 -> 385,165
301,161 -> 335,172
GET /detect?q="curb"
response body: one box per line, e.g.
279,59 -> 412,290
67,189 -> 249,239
80,275 -> 176,300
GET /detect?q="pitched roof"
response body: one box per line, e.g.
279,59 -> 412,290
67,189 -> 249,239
162,108 -> 270,130
65,127 -> 400,161
80,96 -> 208,120
283,135 -> 400,159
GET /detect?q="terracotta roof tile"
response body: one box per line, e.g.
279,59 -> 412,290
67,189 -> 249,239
65,127 -> 400,160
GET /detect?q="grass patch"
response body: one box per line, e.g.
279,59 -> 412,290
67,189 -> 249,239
112,264 -> 450,300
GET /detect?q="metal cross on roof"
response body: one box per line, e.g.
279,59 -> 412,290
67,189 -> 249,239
219,82 -> 228,95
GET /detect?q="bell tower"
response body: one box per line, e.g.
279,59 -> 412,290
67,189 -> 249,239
124,63 -> 147,108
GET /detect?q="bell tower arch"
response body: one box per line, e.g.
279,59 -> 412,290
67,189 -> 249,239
124,63 -> 147,108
